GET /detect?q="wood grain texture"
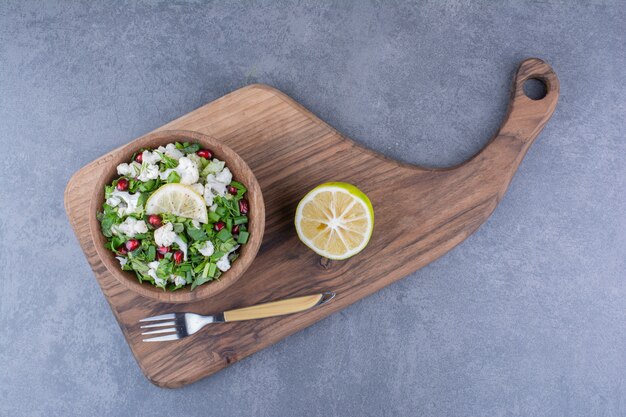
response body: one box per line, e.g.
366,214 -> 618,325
64,58 -> 559,388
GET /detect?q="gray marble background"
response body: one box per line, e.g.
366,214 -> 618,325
1,1 -> 625,416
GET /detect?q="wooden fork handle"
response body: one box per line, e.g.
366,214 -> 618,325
223,292 -> 335,322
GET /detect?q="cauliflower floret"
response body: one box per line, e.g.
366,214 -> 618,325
198,241 -> 214,257
201,160 -> 234,207
216,254 -> 231,272
205,173 -> 227,197
141,150 -> 161,165
172,275 -> 186,286
203,159 -> 225,175
106,194 -> 122,207
159,157 -> 199,185
154,223 -> 188,260
147,261 -> 166,287
186,153 -> 203,170
112,217 -> 148,237
106,190 -> 142,216
189,183 -> 204,196
154,223 -> 177,247
116,162 -> 141,177
137,163 -> 159,182
162,143 -> 184,160
215,167 -> 232,184
159,168 -> 175,181
176,157 -> 199,185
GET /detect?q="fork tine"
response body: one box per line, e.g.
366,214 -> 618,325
142,328 -> 177,336
140,321 -> 176,329
139,313 -> 176,322
143,333 -> 181,342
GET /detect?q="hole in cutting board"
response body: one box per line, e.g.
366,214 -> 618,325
523,78 -> 547,100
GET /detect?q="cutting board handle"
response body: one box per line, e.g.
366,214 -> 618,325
506,57 -> 560,140
466,58 -> 559,190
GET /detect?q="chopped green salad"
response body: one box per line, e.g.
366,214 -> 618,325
97,141 -> 250,291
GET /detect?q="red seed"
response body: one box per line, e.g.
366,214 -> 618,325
228,185 -> 238,195
197,149 -> 213,159
116,178 -> 129,191
214,221 -> 225,231
134,152 -> 143,163
116,245 -> 128,255
147,214 -> 162,228
173,250 -> 184,264
156,252 -> 164,260
157,246 -> 170,255
231,224 -> 240,234
238,199 -> 249,215
125,239 -> 140,252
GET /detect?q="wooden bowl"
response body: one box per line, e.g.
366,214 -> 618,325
89,130 -> 265,304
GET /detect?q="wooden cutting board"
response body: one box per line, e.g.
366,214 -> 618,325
65,58 -> 559,388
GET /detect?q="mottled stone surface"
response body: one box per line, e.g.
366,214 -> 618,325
1,1 -> 625,416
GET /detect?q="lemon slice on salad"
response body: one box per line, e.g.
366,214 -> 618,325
146,183 -> 208,224
295,182 -> 374,260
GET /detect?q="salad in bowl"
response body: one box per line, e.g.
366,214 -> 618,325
98,139 -> 253,292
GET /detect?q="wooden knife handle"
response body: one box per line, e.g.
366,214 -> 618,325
223,293 -> 334,322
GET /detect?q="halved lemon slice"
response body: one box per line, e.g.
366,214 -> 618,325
295,182 -> 374,260
146,183 -> 208,224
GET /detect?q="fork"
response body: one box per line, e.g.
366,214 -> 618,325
140,291 -> 336,342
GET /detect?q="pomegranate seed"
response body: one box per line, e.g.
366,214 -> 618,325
239,199 -> 249,215
197,149 -> 213,159
156,252 -> 164,260
134,152 -> 143,163
157,246 -> 170,255
116,245 -> 128,255
125,239 -> 140,252
232,224 -> 240,234
214,221 -> 225,231
116,178 -> 129,191
228,185 -> 238,195
147,214 -> 162,228
173,250 -> 184,264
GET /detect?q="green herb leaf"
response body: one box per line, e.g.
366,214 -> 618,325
237,231 -> 250,244
191,274 -> 211,291
219,239 -> 236,253
187,226 -> 207,241
208,211 -> 221,223
139,179 -> 158,192
208,263 -> 217,278
234,216 -> 248,225
216,228 -> 232,242
167,171 -> 181,183
181,143 -> 200,154
229,181 -> 247,192
172,223 -> 184,234
161,154 -> 179,169
156,260 -> 173,278
100,213 -> 118,238
131,259 -> 149,272
146,246 -> 156,260
201,159 -> 225,176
